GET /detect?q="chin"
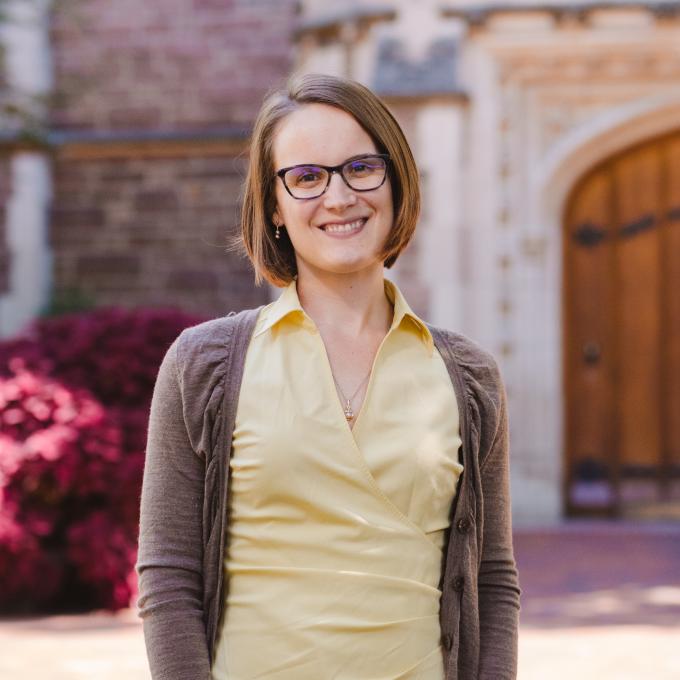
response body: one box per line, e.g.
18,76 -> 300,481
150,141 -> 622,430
298,256 -> 378,278
324,260 -> 382,276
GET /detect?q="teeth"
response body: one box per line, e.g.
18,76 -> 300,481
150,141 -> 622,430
324,219 -> 364,234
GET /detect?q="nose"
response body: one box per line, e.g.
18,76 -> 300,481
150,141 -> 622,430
322,171 -> 356,209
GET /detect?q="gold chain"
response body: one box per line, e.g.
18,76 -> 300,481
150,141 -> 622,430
331,368 -> 371,421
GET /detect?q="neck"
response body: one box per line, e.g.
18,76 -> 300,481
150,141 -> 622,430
295,265 -> 393,339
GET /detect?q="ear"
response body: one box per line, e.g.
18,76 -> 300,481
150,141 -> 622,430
272,210 -> 281,226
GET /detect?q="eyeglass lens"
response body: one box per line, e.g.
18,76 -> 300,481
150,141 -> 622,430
284,156 -> 387,199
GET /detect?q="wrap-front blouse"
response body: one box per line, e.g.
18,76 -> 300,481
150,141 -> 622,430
211,278 -> 463,679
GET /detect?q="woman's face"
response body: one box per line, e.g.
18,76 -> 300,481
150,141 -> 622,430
272,103 -> 394,280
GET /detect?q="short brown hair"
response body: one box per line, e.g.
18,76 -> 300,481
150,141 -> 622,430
237,72 -> 421,287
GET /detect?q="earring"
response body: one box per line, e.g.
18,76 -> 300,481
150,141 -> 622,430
273,219 -> 282,240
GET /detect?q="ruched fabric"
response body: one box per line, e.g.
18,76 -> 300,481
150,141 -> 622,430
211,279 -> 462,679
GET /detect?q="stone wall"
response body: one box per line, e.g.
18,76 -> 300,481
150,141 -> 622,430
50,0 -> 297,131
0,158 -> 10,294
50,153 -> 263,316
47,0 -> 298,315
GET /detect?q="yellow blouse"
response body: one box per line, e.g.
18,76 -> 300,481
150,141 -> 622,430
211,278 -> 463,679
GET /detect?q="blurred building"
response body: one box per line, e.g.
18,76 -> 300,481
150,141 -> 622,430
1,0 -> 679,523
1,0 -> 298,331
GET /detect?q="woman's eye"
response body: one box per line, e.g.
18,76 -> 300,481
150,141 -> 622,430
289,168 -> 324,186
299,173 -> 320,183
347,161 -> 375,176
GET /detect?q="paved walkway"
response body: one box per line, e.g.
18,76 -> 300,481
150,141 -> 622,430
1,521 -> 679,679
514,521 -> 680,679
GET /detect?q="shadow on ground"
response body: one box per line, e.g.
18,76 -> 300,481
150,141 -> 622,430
514,521 -> 680,629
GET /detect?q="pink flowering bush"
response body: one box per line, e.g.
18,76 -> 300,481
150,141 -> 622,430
0,511 -> 64,611
0,307 -> 205,407
0,307 -> 205,614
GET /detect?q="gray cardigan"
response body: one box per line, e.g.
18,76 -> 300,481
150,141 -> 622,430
135,307 -> 520,680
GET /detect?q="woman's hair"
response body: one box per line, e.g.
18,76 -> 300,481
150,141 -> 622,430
237,72 -> 421,287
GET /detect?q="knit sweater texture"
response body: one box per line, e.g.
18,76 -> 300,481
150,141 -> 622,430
135,307 -> 521,680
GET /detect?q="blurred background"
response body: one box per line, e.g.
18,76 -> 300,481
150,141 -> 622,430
0,0 -> 679,677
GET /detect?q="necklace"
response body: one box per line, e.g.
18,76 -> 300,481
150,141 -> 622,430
331,368 -> 372,421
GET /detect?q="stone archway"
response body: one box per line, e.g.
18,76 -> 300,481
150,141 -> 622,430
538,98 -> 680,518
563,129 -> 680,516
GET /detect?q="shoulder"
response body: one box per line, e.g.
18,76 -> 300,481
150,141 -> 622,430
427,324 -> 506,427
159,306 -> 264,456
174,306 -> 263,366
428,324 -> 503,384
169,306 -> 263,403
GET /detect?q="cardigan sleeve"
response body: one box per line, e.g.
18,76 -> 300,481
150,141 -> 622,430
135,336 -> 212,680
477,368 -> 521,679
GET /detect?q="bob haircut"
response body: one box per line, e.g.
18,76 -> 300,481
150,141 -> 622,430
238,72 -> 421,287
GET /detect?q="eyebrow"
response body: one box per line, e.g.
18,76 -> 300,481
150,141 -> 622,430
284,152 -> 379,168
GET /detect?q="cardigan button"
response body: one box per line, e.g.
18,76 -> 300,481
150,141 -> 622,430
442,633 -> 453,651
452,576 -> 465,592
456,516 -> 472,533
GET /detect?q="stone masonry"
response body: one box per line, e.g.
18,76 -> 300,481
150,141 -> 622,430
46,0 -> 298,315
49,0 -> 297,131
50,154 -> 262,315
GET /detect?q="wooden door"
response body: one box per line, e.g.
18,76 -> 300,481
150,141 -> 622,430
564,129 -> 680,516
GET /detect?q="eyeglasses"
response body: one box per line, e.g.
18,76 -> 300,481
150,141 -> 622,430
275,153 -> 390,200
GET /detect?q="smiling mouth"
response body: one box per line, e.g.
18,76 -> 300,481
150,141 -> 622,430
319,218 -> 367,234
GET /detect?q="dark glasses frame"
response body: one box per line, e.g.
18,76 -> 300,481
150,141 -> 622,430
275,153 -> 390,200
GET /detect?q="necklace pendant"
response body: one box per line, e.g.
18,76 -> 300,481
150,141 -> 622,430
344,400 -> 354,421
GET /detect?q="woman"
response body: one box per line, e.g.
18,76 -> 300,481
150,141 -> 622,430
135,73 -> 520,680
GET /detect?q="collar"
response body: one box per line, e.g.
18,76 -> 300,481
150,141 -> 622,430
383,278 -> 434,356
253,278 -> 312,337
255,277 -> 434,356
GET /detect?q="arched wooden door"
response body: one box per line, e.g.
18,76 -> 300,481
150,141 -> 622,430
564,129 -> 680,516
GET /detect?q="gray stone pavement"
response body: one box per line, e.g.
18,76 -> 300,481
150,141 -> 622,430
1,521 -> 679,679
